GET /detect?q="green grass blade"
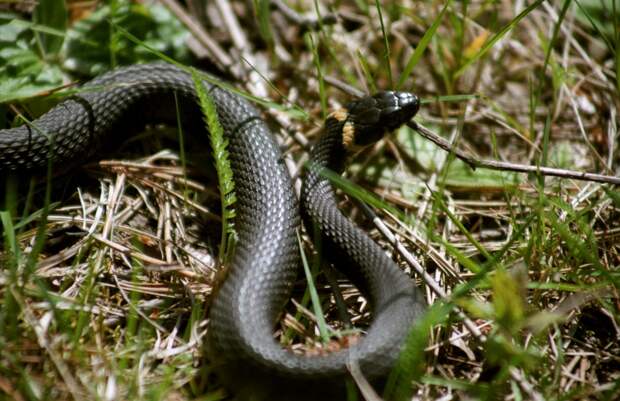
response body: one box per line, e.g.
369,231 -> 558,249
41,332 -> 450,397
306,32 -> 327,117
316,165 -> 408,223
420,93 -> 478,104
574,0 -> 616,55
255,0 -> 273,44
297,230 -> 330,342
432,191 -> 492,262
374,0 -> 393,88
113,24 -> 308,120
23,142 -> 54,279
356,50 -> 378,93
455,0 -> 545,77
0,210 -> 19,262
384,302 -> 450,401
397,0 -> 452,90
33,0 -> 67,56
190,69 -> 237,262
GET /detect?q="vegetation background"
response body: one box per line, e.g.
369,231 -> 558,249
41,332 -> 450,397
0,0 -> 618,400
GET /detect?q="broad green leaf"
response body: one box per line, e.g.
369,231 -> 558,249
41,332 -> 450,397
64,2 -> 190,75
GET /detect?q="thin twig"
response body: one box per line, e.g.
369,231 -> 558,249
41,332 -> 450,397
357,202 -> 485,338
412,122 -> 620,185
348,358 -> 383,401
322,73 -> 619,186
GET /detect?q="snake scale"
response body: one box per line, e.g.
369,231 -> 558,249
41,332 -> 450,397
0,63 -> 425,400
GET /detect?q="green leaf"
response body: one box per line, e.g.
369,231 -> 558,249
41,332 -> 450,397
0,38 -> 65,103
0,18 -> 29,42
0,15 -> 69,41
0,18 -> 60,103
63,1 -> 190,75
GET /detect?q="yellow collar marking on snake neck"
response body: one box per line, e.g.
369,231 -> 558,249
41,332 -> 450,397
328,108 -> 356,150
328,108 -> 348,122
342,121 -> 356,150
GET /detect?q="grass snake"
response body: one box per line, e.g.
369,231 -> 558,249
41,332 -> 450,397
0,63 -> 425,400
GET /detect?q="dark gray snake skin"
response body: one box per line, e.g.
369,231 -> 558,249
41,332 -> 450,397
0,63 -> 425,400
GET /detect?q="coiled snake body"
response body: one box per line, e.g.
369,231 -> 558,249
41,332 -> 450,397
0,63 -> 425,399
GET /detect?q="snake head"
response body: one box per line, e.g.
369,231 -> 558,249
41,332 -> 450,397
340,91 -> 419,150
